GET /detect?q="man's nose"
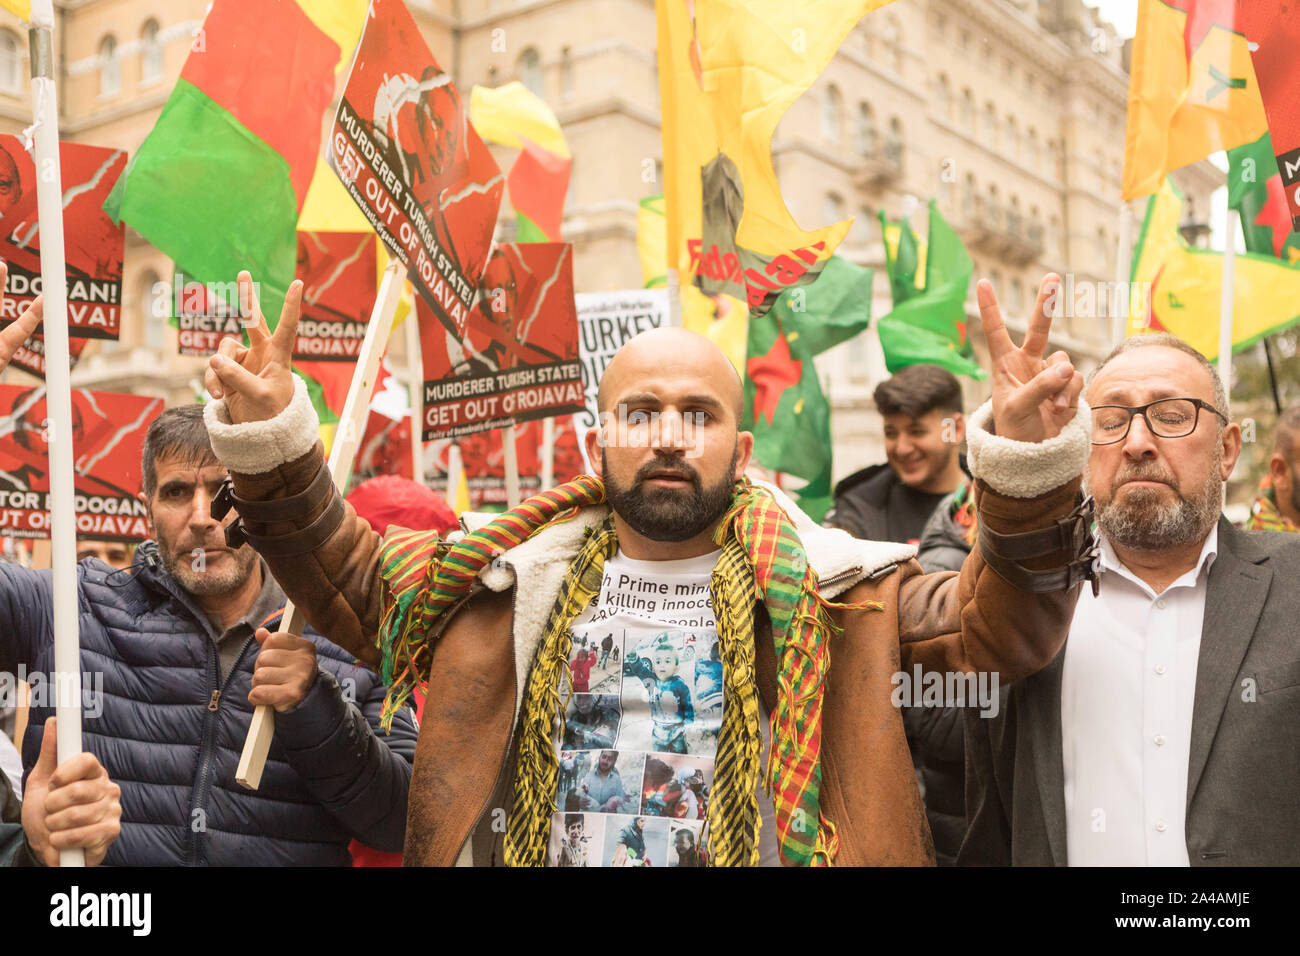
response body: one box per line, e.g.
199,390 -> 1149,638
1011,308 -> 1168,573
189,488 -> 220,530
1121,412 -> 1160,459
650,410 -> 688,451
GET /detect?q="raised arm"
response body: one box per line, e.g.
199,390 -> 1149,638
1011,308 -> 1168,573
200,273 -> 388,665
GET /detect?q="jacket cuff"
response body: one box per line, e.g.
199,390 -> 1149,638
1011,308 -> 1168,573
273,667 -> 345,752
966,397 -> 1091,499
203,374 -> 319,475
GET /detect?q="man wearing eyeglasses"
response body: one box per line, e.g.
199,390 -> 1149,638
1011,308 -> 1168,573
960,328 -> 1300,867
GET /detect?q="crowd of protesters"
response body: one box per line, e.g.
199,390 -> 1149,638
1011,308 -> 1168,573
2,268 -> 1297,868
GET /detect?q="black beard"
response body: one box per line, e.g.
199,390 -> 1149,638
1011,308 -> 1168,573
603,447 -> 738,543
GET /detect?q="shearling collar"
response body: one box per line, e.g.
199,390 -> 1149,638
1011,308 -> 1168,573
457,481 -> 916,715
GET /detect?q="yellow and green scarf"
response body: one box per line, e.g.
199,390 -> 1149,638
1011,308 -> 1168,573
1247,477 -> 1299,533
374,475 -> 881,866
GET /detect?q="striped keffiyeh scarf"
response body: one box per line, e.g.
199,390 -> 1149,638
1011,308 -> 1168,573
374,475 -> 883,866
1246,478 -> 1299,533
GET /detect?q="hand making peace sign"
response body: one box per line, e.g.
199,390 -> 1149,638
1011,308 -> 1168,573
978,272 -> 1084,443
204,271 -> 305,424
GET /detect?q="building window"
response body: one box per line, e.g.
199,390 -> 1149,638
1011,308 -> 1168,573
1028,127 -> 1040,169
1008,195 -> 1021,235
963,173 -> 977,220
823,192 -> 846,225
986,184 -> 1000,229
140,19 -> 163,86
561,46 -> 574,100
856,101 -> 877,157
984,102 -> 998,148
517,47 -> 543,98
935,74 -> 951,121
822,84 -> 842,143
886,14 -> 903,73
887,116 -> 903,170
140,270 -> 165,350
1006,115 -> 1018,161
961,88 -> 974,133
0,30 -> 20,95
99,35 -> 121,98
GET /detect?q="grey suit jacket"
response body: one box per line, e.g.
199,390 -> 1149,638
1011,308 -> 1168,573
958,518 -> 1300,866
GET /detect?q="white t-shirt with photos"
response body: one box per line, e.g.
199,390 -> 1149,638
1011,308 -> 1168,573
549,548 -> 723,868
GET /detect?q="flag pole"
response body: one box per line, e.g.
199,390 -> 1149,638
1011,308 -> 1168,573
29,0 -> 83,868
1218,204 -> 1237,401
446,440 -> 462,508
541,416 -> 555,491
503,423 -> 521,507
403,302 -> 423,483
236,255 -> 405,790
1113,200 -> 1134,347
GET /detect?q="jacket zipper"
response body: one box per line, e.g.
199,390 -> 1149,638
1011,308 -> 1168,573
185,631 -> 260,866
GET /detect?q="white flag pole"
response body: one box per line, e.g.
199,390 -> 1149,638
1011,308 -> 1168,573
1218,205 -> 1237,401
236,256 -> 405,790
29,0 -> 83,868
403,304 -> 423,483
1112,201 -> 1134,347
503,423 -> 521,508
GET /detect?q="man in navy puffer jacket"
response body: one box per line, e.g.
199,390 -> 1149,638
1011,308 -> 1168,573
0,403 -> 417,866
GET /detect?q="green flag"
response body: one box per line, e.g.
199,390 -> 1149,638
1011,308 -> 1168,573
876,200 -> 985,379
1228,131 -> 1300,263
881,211 -> 921,305
742,256 -> 873,521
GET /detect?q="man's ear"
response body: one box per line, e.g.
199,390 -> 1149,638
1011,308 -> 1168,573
1269,452 -> 1290,485
1220,422 -> 1244,480
734,431 -> 755,480
584,424 -> 604,479
139,490 -> 155,541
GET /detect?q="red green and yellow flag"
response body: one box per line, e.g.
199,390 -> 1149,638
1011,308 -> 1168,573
1123,0 -> 1268,200
104,0 -> 368,315
1127,177 -> 1300,358
470,82 -> 572,242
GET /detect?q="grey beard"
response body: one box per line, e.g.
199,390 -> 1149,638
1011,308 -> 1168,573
1088,451 -> 1223,552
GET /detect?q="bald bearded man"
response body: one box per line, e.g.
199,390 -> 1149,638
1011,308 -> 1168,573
201,271 -> 1097,867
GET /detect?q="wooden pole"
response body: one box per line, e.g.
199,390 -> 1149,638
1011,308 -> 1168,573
503,423 -> 521,508
1218,207 -> 1237,400
236,256 -> 405,790
541,416 -> 555,491
446,440 -> 462,509
1112,201 -> 1133,347
403,302 -> 423,483
30,0 -> 83,867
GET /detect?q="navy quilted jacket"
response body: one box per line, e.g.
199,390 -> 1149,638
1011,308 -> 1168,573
0,542 -> 417,866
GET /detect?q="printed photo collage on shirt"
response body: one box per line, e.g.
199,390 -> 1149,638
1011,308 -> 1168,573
549,622 -> 723,867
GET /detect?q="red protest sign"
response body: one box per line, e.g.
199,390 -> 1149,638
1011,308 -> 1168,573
0,136 -> 127,342
0,385 -> 162,542
174,278 -> 244,356
293,231 -> 378,362
419,242 -> 584,440
330,0 -> 503,340
8,333 -> 90,379
425,417 -> 585,509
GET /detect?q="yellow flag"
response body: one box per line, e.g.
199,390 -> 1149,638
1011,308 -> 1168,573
469,82 -> 570,157
1122,0 -> 1268,200
658,0 -> 894,320
0,1 -> 30,22
1127,178 -> 1300,359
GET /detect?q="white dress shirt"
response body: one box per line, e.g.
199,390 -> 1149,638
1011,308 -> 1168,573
1062,524 -> 1218,866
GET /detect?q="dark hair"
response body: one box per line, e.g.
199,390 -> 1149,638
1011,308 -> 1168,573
141,405 -> 220,497
1276,402 -> 1300,459
873,364 -> 964,418
564,813 -> 583,829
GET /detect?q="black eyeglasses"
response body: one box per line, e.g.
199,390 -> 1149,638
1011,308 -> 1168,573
1090,397 -> 1228,445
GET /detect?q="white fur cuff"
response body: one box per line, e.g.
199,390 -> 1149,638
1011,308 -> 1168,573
966,397 -> 1091,498
203,374 -> 320,475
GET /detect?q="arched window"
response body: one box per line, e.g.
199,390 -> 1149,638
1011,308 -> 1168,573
1008,195 -> 1021,236
140,19 -> 163,85
984,102 -> 998,148
887,116 -> 904,170
1027,127 -> 1040,169
517,47 -> 543,98
935,74 -> 951,121
140,270 -> 165,350
887,14 -> 903,73
856,101 -> 877,157
823,192 -> 846,225
1006,115 -> 1018,161
963,172 -> 977,220
99,35 -> 121,98
561,46 -> 574,100
0,30 -> 21,95
961,88 -> 974,132
986,184 -> 1000,229
822,84 -> 842,143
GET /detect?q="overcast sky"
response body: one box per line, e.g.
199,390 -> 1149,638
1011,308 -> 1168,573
1091,0 -> 1137,38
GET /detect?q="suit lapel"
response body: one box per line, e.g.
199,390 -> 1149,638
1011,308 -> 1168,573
1024,650 -> 1068,865
1186,520 -> 1271,810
